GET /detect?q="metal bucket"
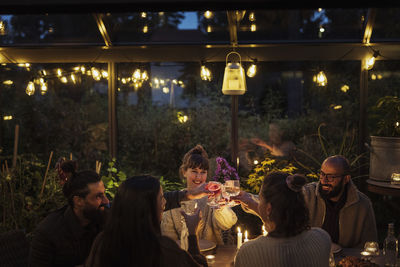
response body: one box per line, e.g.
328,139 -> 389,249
369,136 -> 400,182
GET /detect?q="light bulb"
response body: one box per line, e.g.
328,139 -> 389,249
57,68 -> 62,77
249,12 -> 255,22
3,80 -> 13,85
141,71 -> 148,80
247,64 -> 257,78
26,81 -> 35,96
251,24 -> 256,32
0,21 -> 5,35
40,83 -> 48,95
91,68 -> 101,81
365,56 -> 375,70
133,69 -> 141,81
204,11 -> 213,19
341,85 -> 350,93
207,25 -> 212,33
200,65 -> 212,81
316,71 -> 327,86
61,76 -> 68,83
143,25 -> 148,33
101,70 -> 108,78
141,12 -> 147,18
71,74 -> 76,83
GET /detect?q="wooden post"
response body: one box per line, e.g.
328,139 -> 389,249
108,61 -> 117,159
12,124 -> 19,169
231,95 -> 239,169
359,60 -> 369,189
40,151 -> 53,198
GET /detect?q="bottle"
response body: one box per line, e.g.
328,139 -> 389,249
383,223 -> 398,267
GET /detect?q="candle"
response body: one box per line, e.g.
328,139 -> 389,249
244,230 -> 249,242
262,225 -> 268,236
237,227 -> 242,249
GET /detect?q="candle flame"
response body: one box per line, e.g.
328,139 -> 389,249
237,227 -> 241,233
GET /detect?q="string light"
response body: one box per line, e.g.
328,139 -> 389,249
141,12 -> 147,18
70,74 -> 76,84
207,25 -> 212,33
315,71 -> 327,86
26,81 -> 35,96
204,11 -> 213,19
57,68 -> 62,77
40,82 -> 48,95
91,67 -> 101,81
200,64 -> 212,81
3,80 -> 13,85
0,20 -> 6,35
143,25 -> 148,33
247,59 -> 257,78
101,70 -> 108,79
250,24 -> 256,32
249,12 -> 255,22
365,50 -> 379,70
60,76 -> 68,83
3,115 -> 12,120
177,111 -> 189,123
162,87 -> 169,94
340,85 -> 350,92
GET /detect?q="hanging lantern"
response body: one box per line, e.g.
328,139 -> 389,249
26,81 -> 35,96
222,51 -> 247,95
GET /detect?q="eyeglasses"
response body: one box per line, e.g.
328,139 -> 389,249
319,170 -> 344,182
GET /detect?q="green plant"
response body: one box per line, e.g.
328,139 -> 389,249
371,96 -> 400,137
159,176 -> 184,192
101,158 -> 127,199
0,154 -> 65,235
246,152 -> 298,194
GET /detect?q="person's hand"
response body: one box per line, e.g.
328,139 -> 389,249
230,191 -> 259,215
186,183 -> 210,200
181,208 -> 201,235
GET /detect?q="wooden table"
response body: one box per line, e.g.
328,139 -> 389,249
366,179 -> 400,197
334,248 -> 385,266
202,245 -> 236,267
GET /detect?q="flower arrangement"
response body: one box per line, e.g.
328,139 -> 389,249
212,157 -> 239,184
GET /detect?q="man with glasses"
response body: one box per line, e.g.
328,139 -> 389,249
303,155 -> 377,248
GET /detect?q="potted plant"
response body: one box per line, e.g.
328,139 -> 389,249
369,96 -> 400,182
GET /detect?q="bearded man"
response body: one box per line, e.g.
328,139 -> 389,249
303,155 -> 378,248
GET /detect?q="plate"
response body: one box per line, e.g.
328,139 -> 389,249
176,239 -> 216,252
331,243 -> 342,254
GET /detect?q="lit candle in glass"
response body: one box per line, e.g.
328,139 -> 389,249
391,173 -> 400,185
244,230 -> 249,242
262,225 -> 268,236
237,227 -> 242,249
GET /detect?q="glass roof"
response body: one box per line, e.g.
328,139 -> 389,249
0,8 -> 398,47
102,11 -> 230,44
238,9 -> 368,43
0,14 -> 103,45
371,8 -> 400,41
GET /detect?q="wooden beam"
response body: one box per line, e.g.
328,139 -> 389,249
93,13 -> 112,47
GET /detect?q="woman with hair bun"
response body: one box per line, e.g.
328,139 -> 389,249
161,145 -> 237,246
234,172 -> 331,267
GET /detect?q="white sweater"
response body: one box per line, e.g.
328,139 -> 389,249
235,227 -> 331,267
161,196 -> 237,245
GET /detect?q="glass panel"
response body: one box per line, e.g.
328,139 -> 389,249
238,9 -> 367,43
371,8 -> 400,41
0,14 -> 103,45
0,63 -> 109,168
103,11 -> 230,44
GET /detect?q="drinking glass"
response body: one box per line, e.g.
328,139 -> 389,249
206,181 -> 222,208
364,241 -> 380,256
181,201 -> 198,215
224,180 -> 240,197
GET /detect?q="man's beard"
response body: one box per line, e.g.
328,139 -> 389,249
319,178 -> 345,199
82,204 -> 107,225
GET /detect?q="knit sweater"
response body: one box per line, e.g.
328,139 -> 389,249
234,228 -> 331,267
161,196 -> 237,245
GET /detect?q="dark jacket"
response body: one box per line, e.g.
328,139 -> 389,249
29,205 -> 102,267
85,233 -> 208,267
29,191 -> 185,267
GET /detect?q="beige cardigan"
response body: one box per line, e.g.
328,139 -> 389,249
161,196 -> 237,245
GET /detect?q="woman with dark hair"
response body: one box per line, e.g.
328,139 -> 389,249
234,172 -> 331,267
85,175 -> 207,267
161,145 -> 237,246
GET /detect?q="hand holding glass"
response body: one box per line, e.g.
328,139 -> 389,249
224,180 -> 240,197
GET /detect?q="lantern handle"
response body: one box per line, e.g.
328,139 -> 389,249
226,51 -> 242,65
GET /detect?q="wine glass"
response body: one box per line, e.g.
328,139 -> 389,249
206,181 -> 222,208
181,201 -> 198,215
224,180 -> 240,197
